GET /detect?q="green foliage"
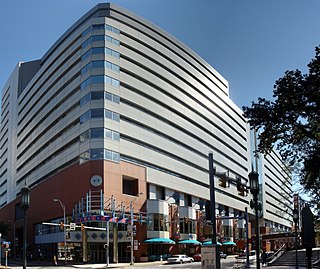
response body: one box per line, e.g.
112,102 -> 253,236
243,45 -> 320,214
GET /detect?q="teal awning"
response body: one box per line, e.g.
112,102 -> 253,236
222,241 -> 236,246
202,240 -> 222,246
178,239 -> 202,245
144,238 -> 176,244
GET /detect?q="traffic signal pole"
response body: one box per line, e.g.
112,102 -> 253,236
209,152 -> 221,269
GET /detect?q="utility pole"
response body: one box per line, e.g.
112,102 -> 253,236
106,221 -> 109,266
245,207 -> 250,268
209,152 -> 221,269
130,201 -> 134,265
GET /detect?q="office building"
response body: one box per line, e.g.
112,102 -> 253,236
0,3 -> 293,262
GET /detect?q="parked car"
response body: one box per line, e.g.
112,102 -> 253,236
167,254 -> 194,263
193,253 -> 201,262
220,251 -> 227,259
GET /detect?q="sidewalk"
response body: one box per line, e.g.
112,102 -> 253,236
0,260 -> 166,269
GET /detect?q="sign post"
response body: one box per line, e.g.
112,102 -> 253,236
201,246 -> 216,269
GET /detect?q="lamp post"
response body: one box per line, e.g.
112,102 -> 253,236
21,185 -> 30,269
249,171 -> 260,269
293,209 -> 299,269
208,152 -> 221,269
130,192 -> 143,265
130,201 -> 134,265
53,198 -> 67,265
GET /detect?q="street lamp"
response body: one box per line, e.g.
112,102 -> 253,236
208,153 -> 221,269
130,192 -> 143,265
293,209 -> 299,269
53,198 -> 67,265
248,171 -> 261,269
21,185 -> 30,269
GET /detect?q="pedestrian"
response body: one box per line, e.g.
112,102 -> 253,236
53,255 -> 57,266
261,250 -> 267,267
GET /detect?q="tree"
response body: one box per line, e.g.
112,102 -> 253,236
242,45 -> 320,214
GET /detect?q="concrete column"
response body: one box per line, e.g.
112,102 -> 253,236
113,224 -> 118,263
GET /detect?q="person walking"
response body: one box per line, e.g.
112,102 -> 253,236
261,250 -> 267,267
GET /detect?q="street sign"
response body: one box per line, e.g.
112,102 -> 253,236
201,246 -> 216,269
134,240 -> 138,250
70,222 -> 76,231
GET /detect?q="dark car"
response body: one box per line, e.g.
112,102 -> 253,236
193,254 -> 201,262
220,251 -> 227,259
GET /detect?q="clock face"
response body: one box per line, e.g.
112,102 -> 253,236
90,175 -> 103,187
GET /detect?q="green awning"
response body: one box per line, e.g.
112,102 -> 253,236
202,240 -> 222,246
222,241 -> 236,246
178,239 -> 202,245
144,238 -> 176,244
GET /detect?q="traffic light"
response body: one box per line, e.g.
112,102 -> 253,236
237,177 -> 246,196
81,223 -> 85,232
219,173 -> 227,188
59,221 -> 64,230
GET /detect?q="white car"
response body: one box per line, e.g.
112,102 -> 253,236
167,254 -> 194,263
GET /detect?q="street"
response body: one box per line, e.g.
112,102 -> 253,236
2,257 -> 240,269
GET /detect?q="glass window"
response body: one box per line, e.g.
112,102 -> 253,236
112,64 -> 120,72
91,128 -> 104,138
112,27 -> 120,34
105,129 -> 112,139
92,47 -> 105,55
112,39 -> 120,46
106,25 -> 112,32
112,112 -> 120,122
81,63 -> 91,75
91,60 -> 105,69
104,149 -> 112,160
80,130 -> 90,142
105,76 -> 112,85
91,108 -> 104,118
91,91 -> 104,100
80,93 -> 91,106
82,26 -> 91,37
112,151 -> 120,162
106,36 -> 112,43
112,50 -> 120,58
105,110 -> 112,119
92,35 -> 105,42
81,50 -> 92,61
80,77 -> 91,90
105,92 -> 112,101
91,75 -> 104,84
90,149 -> 104,160
112,131 -> 120,141
111,79 -> 120,88
82,37 -> 92,49
105,61 -> 112,69
80,111 -> 91,124
80,151 -> 90,164
92,24 -> 105,30
112,94 -> 120,104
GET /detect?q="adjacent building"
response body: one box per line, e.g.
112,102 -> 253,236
0,3 -> 293,263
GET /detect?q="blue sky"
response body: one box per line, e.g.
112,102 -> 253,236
0,0 -> 319,108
